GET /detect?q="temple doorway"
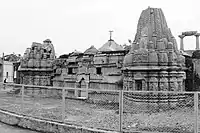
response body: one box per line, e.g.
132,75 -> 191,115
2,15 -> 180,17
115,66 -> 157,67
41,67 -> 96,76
77,78 -> 88,99
135,80 -> 142,90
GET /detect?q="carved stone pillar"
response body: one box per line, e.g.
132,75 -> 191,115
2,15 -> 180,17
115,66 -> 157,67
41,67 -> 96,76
149,77 -> 158,91
178,35 -> 185,51
159,71 -> 169,91
128,71 -> 133,91
169,71 -> 178,91
123,77 -> 128,90
195,33 -> 200,50
142,80 -> 146,91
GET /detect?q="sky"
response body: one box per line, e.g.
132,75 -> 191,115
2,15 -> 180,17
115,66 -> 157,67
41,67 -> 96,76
0,0 -> 199,57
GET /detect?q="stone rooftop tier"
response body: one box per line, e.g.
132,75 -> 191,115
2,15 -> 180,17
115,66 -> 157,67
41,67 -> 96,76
122,66 -> 186,71
18,68 -> 53,71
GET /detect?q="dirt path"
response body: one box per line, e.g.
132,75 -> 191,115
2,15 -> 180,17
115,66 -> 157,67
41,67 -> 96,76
0,122 -> 39,133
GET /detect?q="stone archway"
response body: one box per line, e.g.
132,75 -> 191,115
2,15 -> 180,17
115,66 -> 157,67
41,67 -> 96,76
80,78 -> 86,88
78,78 -> 86,97
76,78 -> 88,99
179,31 -> 200,51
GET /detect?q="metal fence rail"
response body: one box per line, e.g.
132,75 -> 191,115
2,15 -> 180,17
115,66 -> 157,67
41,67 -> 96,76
0,82 -> 199,133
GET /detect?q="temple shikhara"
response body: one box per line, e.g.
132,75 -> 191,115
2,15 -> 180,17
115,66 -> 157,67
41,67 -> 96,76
15,7 -> 200,99
123,7 -> 186,91
18,39 -> 55,87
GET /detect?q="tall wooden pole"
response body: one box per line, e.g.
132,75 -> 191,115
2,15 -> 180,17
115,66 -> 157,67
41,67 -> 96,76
21,85 -> 24,112
62,88 -> 66,122
119,90 -> 123,132
194,93 -> 199,133
2,53 -> 4,82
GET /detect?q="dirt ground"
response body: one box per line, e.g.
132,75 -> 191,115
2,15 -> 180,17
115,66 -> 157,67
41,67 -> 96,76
0,122 -> 39,133
0,88 -> 198,133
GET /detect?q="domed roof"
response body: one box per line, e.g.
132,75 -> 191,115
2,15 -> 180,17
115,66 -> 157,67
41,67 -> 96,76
98,39 -> 124,52
84,45 -> 98,55
71,50 -> 82,56
123,53 -> 133,66
43,39 -> 51,43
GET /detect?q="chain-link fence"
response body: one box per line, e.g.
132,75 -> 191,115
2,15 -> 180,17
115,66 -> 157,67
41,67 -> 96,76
0,83 -> 22,116
122,91 -> 196,133
0,83 -> 199,133
22,85 -> 63,122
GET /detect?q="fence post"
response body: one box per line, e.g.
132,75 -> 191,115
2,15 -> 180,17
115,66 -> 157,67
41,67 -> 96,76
21,85 -> 24,112
119,89 -> 123,132
62,87 -> 66,122
194,92 -> 199,133
3,82 -> 6,90
12,83 -> 14,90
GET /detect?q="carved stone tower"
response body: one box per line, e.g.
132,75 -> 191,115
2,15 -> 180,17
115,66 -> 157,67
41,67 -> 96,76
123,7 -> 186,91
18,39 -> 55,96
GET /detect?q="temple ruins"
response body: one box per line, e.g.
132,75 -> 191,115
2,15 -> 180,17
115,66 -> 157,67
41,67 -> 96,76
179,31 -> 200,51
17,7 -> 200,99
18,39 -> 55,89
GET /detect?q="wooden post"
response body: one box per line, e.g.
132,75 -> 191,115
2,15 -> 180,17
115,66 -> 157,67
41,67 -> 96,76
74,82 -> 78,98
194,92 -> 199,133
119,90 -> 123,132
2,53 -> 4,83
62,87 -> 66,122
21,85 -> 24,112
86,82 -> 89,99
12,83 -> 14,91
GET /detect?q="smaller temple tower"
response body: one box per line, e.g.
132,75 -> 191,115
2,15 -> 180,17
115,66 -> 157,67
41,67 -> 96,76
19,39 -> 55,89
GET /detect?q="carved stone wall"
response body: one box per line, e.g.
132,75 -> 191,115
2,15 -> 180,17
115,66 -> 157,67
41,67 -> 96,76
123,70 -> 185,92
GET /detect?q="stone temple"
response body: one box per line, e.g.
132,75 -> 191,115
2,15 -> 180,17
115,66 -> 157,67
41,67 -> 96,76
18,39 -> 55,87
123,7 -> 186,91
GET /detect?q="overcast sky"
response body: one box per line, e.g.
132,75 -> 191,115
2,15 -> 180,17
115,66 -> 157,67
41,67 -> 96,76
0,0 -> 199,56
